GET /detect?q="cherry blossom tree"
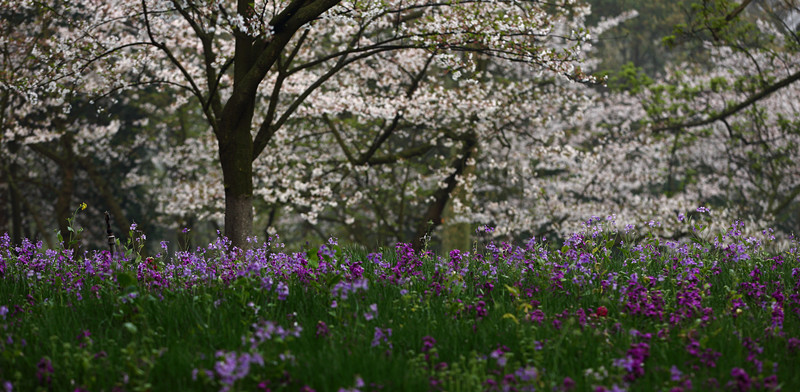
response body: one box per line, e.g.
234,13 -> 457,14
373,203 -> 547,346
632,0 -> 800,238
499,0 -> 800,244
9,0 -> 793,252
39,0 -> 599,248
0,1 -> 156,247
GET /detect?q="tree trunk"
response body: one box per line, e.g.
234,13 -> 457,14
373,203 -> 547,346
413,135 -> 477,250
5,141 -> 24,244
218,124 -> 255,249
442,161 -> 475,255
0,167 -> 6,237
8,166 -> 22,244
55,162 -> 75,246
209,0 -> 342,248
77,156 -> 131,237
55,136 -> 75,247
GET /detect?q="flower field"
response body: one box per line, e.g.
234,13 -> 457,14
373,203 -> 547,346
1,214 -> 799,391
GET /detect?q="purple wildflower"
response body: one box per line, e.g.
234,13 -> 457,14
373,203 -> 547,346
371,327 -> 392,348
36,357 -> 54,386
316,321 -> 330,338
363,303 -> 378,321
276,281 -> 289,301
788,337 -> 800,353
730,367 -> 751,391
562,376 -> 576,391
214,351 -> 264,391
490,346 -> 508,367
670,365 -> 683,381
613,342 -> 649,382
421,336 -> 436,352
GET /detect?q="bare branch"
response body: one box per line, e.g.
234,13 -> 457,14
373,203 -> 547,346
654,69 -> 800,132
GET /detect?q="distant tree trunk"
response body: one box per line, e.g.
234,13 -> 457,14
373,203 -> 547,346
8,167 -> 22,244
77,156 -> 131,238
5,166 -> 53,247
4,141 -> 24,244
55,135 -> 75,245
442,162 -> 475,255
413,135 -> 477,250
213,0 -> 337,249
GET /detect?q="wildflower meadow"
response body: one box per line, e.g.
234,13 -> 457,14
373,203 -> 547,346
1,209 -> 799,391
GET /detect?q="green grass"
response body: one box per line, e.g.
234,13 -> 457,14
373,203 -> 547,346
1,219 -> 799,391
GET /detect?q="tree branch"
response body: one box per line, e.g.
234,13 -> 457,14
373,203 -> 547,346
141,0 -> 208,120
323,113 -> 357,163
654,68 -> 800,132
413,133 -> 478,249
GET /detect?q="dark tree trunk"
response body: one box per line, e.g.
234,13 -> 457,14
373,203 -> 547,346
221,170 -> 254,249
218,100 -> 255,249
77,156 -> 131,238
6,167 -> 52,247
5,141 -> 24,244
0,167 -> 6,237
413,135 -> 478,250
207,0 -> 343,249
55,164 -> 74,245
8,166 -> 22,244
55,136 -> 75,247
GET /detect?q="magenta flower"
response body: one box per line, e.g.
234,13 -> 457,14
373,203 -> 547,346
363,303 -> 378,321
421,336 -> 436,352
316,321 -> 330,338
371,327 -> 392,348
276,281 -> 289,300
36,357 -> 54,386
730,367 -> 751,391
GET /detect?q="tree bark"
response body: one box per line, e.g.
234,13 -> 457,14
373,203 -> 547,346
77,156 -> 131,237
413,135 -> 477,250
212,0 -> 340,249
8,166 -> 22,244
442,158 -> 475,255
219,129 -> 254,248
5,166 -> 53,247
55,135 -> 75,247
0,171 -> 7,239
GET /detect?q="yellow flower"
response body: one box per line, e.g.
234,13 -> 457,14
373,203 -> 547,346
80,202 -> 87,211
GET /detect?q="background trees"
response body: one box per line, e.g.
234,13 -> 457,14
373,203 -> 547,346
1,0 -> 798,251
22,0 -> 597,249
619,0 -> 800,237
0,1 -> 146,248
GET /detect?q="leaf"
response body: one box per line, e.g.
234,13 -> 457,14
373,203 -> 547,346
116,271 -> 137,289
327,274 -> 343,289
123,322 -> 137,334
504,284 -> 519,297
502,313 -> 519,324
307,280 -> 323,292
305,247 -> 320,269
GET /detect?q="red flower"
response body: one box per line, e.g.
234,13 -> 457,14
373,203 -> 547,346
595,306 -> 608,317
